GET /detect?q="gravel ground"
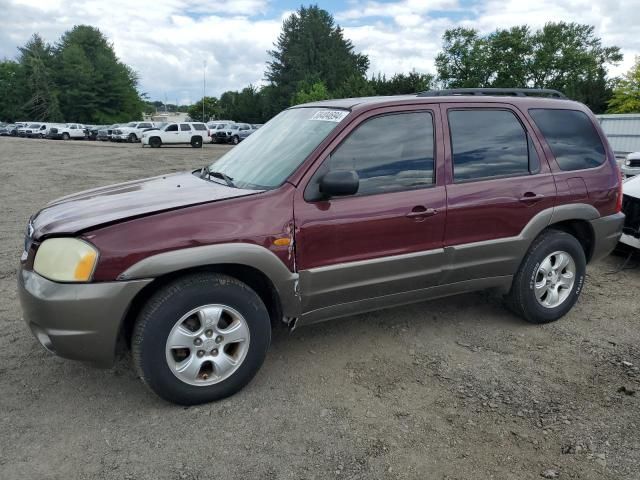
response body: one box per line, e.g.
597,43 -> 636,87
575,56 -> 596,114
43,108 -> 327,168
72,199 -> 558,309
1,136 -> 639,480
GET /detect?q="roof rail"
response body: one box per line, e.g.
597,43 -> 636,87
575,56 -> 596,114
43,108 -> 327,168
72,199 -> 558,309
417,88 -> 567,99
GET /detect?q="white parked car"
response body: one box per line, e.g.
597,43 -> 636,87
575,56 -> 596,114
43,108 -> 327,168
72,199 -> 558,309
621,152 -> 640,178
47,123 -> 86,140
621,175 -> 640,250
24,123 -> 48,138
141,122 -> 209,148
111,122 -> 156,143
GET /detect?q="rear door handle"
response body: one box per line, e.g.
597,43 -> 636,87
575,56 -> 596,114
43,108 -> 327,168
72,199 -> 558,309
406,206 -> 438,218
519,192 -> 545,203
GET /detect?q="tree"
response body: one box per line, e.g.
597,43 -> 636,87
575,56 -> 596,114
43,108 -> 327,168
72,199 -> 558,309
187,96 -> 220,121
0,61 -> 26,121
435,22 -> 622,112
266,5 -> 369,111
292,81 -> 330,105
608,57 -> 640,113
18,34 -> 62,121
55,26 -> 144,123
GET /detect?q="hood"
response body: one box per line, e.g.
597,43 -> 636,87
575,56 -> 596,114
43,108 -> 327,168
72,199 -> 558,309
31,171 -> 260,238
623,174 -> 640,198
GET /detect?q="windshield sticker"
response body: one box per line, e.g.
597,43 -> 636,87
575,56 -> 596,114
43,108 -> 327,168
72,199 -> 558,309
309,110 -> 349,122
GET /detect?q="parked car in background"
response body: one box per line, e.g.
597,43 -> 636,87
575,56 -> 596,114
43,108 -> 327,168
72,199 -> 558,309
18,89 -> 624,405
25,123 -> 48,138
251,124 -> 264,129
0,124 -> 15,136
111,122 -> 156,142
86,125 -> 107,141
16,124 -> 30,137
97,124 -> 121,141
621,152 -> 640,178
214,123 -> 256,145
621,175 -> 640,250
141,122 -> 209,148
9,123 -> 26,136
47,123 -> 86,140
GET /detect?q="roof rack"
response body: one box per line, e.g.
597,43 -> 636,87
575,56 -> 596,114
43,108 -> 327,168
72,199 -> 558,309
417,88 -> 567,99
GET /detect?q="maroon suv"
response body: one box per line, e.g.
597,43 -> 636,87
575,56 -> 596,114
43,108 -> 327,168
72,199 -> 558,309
18,89 -> 624,405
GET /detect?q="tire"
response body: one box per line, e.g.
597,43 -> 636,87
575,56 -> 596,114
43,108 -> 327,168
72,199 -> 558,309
506,229 -> 586,324
132,273 -> 271,405
149,137 -> 162,148
190,136 -> 203,148
128,133 -> 137,143
62,132 -> 70,141
37,134 -> 43,139
231,135 -> 240,145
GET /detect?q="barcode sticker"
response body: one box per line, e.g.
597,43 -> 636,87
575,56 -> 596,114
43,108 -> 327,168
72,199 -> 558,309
309,110 -> 349,122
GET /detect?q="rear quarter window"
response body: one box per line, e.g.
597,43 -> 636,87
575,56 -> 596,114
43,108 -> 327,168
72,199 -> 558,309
529,109 -> 606,171
193,124 -> 206,131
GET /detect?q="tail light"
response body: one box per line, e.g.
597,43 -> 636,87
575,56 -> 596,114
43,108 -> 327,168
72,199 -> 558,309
616,165 -> 623,213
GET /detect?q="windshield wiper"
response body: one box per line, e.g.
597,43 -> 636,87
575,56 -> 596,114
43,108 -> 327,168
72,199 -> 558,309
199,166 -> 235,188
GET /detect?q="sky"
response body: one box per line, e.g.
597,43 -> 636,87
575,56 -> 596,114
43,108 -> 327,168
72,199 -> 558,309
1,0 -> 639,105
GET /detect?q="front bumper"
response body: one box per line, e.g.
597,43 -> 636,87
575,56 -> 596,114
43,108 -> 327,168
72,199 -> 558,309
589,212 -> 625,261
18,268 -> 152,367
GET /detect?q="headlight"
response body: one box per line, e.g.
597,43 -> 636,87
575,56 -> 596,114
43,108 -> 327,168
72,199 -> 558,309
626,159 -> 631,166
33,238 -> 98,282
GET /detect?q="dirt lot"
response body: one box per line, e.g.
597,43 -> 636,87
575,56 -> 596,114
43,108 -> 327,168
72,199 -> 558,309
0,136 -> 639,480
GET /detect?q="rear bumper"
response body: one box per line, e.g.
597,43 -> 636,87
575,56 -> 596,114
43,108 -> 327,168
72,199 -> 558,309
18,268 -> 152,367
589,212 -> 625,261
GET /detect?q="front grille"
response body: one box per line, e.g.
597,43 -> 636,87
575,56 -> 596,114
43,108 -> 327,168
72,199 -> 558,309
629,159 -> 640,168
622,194 -> 640,237
216,132 -> 227,137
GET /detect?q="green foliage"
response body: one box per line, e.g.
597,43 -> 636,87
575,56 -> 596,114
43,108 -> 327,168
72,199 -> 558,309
435,22 -> 622,113
186,96 -> 220,122
292,81 -> 330,105
0,25 -> 143,123
266,5 -> 369,112
608,57 -> 640,113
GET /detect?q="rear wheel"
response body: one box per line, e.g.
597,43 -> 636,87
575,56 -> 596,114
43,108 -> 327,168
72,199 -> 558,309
190,136 -> 203,148
132,273 -> 271,405
506,230 -> 586,324
149,137 -> 162,148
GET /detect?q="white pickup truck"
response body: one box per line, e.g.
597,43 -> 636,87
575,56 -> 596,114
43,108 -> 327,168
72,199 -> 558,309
46,123 -> 86,140
111,121 -> 157,143
141,122 -> 209,148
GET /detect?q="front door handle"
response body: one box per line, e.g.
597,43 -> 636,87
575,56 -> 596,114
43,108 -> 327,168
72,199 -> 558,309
406,206 -> 438,219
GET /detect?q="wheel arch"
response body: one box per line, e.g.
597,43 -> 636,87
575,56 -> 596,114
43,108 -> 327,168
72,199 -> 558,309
116,243 -> 300,348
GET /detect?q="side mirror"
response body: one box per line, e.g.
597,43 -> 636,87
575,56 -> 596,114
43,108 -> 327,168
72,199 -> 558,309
319,170 -> 359,198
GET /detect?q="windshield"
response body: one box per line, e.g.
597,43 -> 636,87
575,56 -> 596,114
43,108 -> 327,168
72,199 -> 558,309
127,122 -> 137,127
216,124 -> 227,129
209,107 -> 347,190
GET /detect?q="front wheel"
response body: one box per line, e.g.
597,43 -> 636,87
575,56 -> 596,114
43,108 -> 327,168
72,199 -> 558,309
62,132 -> 70,141
128,133 -> 137,143
506,230 -> 586,324
132,273 -> 271,405
231,135 -> 240,145
149,137 -> 162,148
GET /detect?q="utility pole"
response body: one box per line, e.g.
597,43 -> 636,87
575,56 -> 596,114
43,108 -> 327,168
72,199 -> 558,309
203,60 -> 207,122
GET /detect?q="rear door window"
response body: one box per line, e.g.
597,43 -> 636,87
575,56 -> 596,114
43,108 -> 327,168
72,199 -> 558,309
180,124 -> 191,131
448,109 -> 532,182
529,109 -> 606,171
